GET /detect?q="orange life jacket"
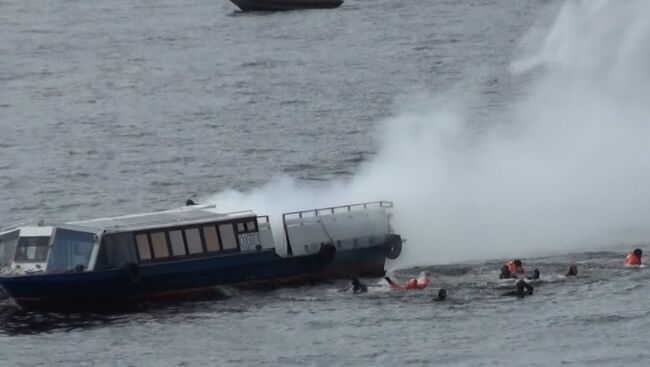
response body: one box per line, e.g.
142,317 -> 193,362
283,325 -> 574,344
625,253 -> 641,266
404,278 -> 419,289
505,260 -> 525,274
388,277 -> 431,291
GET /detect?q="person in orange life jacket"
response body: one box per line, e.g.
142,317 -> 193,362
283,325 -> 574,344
499,259 -> 525,279
625,249 -> 642,266
385,271 -> 431,290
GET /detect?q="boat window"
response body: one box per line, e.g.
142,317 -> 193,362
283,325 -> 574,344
236,222 -> 245,233
184,228 -> 203,254
150,232 -> 169,259
47,229 -> 95,272
95,233 -> 137,270
246,221 -> 257,232
135,234 -> 152,261
169,230 -> 186,256
219,224 -> 238,251
14,237 -> 50,262
203,226 -> 220,252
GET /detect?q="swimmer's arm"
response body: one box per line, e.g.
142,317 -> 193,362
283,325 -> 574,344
384,276 -> 403,290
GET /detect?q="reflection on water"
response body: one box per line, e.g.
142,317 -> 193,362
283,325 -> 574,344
0,307 -> 119,336
0,291 -> 234,336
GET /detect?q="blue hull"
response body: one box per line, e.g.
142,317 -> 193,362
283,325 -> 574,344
0,239 -> 396,310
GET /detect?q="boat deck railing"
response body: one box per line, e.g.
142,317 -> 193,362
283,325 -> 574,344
282,201 -> 393,222
281,201 -> 393,255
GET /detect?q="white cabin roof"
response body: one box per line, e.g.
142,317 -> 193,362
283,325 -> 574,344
18,226 -> 53,237
0,226 -> 53,237
68,205 -> 257,233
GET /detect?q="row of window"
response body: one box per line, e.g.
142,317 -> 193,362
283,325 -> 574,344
134,220 -> 257,261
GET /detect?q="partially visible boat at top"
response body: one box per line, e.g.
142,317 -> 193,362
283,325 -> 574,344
229,0 -> 343,12
0,200 -> 402,310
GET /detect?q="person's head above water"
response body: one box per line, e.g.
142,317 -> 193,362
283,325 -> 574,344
185,199 -> 196,206
531,269 -> 540,280
634,249 -> 643,258
514,259 -> 523,268
351,276 -> 361,286
437,288 -> 447,301
567,264 -> 578,276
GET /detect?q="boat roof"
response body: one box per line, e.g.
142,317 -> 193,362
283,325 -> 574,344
17,226 -> 53,237
68,205 -> 257,233
0,225 -> 53,237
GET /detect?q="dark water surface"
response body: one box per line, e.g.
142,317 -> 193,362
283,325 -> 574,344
3,0 -> 649,365
2,252 -> 649,366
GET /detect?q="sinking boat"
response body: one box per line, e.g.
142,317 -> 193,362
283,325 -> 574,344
0,201 -> 402,310
229,0 -> 343,11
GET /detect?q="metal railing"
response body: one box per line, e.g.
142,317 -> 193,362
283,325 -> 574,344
281,200 -> 393,255
282,201 -> 393,222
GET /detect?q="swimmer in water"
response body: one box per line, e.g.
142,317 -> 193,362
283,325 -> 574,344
529,268 -> 540,280
499,259 -> 525,279
351,276 -> 367,294
385,271 -> 431,290
566,264 -> 578,276
433,288 -> 447,302
625,248 -> 643,266
501,279 -> 534,298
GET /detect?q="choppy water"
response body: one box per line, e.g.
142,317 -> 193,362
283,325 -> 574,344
2,0 -> 650,365
2,252 -> 650,366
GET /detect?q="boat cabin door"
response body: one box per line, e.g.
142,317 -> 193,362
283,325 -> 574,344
46,225 -> 103,272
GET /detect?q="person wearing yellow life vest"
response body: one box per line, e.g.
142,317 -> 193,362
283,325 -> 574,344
625,249 -> 643,266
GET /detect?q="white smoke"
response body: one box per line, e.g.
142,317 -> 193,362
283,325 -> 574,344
207,0 -> 650,266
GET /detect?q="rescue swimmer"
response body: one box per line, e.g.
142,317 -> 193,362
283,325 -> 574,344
433,288 -> 447,302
